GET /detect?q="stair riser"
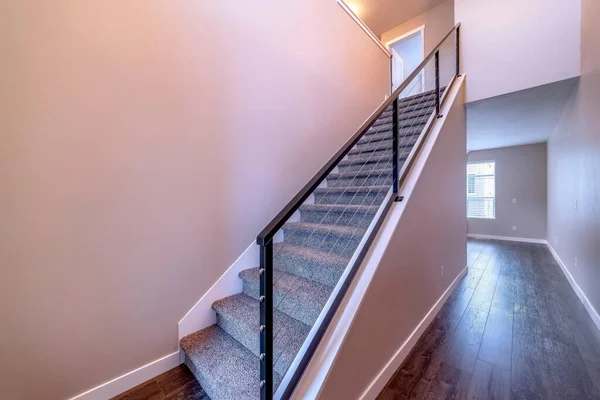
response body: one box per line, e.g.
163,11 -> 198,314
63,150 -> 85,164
215,313 -> 292,376
185,356 -> 222,400
314,189 -> 387,205
400,101 -> 436,115
275,253 -> 345,287
185,354 -> 282,399
300,209 -> 378,228
338,160 -> 392,173
348,148 -> 393,160
241,279 -> 329,326
372,109 -> 432,128
282,229 -> 362,258
328,174 -> 392,187
362,129 -> 424,144
371,117 -> 429,131
353,138 -> 418,155
358,131 -> 392,144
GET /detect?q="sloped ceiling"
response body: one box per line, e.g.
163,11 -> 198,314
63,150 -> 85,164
467,78 -> 579,152
344,0 -> 449,36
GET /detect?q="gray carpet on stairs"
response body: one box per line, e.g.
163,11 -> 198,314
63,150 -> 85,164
179,89 -> 440,399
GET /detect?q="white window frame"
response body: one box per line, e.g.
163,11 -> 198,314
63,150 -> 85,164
467,160 -> 496,220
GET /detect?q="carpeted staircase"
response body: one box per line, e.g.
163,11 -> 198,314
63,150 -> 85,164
180,89 -> 442,400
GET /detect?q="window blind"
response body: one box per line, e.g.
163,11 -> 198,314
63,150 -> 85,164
467,161 -> 495,219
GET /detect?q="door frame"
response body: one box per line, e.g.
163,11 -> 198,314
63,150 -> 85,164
385,25 -> 426,93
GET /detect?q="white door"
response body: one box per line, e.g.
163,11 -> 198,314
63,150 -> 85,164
391,48 -> 404,92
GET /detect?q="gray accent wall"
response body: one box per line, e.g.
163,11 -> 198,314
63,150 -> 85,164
468,143 -> 548,240
547,0 -> 600,316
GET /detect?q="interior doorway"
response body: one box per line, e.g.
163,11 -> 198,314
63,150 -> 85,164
386,26 -> 425,95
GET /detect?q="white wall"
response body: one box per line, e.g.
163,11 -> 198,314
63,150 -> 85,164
0,1 -> 389,399
455,0 -> 581,103
547,0 -> 600,319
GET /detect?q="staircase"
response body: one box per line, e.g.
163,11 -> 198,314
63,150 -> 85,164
179,89 -> 445,400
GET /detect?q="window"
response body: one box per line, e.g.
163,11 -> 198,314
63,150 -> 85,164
467,161 -> 495,219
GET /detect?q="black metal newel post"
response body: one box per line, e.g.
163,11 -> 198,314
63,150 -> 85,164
392,97 -> 400,200
456,25 -> 461,76
434,50 -> 441,118
259,241 -> 273,400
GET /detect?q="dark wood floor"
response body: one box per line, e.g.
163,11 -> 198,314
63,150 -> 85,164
378,239 -> 600,400
115,239 -> 600,400
110,364 -> 207,400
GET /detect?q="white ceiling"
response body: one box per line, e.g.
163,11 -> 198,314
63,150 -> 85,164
344,0 -> 448,36
466,78 -> 579,152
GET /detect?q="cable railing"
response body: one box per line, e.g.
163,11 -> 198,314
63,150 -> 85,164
257,23 -> 461,400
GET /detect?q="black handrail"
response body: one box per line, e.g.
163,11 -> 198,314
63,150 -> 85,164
256,23 -> 460,247
258,23 -> 461,400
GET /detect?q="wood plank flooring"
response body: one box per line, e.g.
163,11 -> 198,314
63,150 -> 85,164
110,364 -> 208,400
115,239 -> 600,400
378,239 -> 600,400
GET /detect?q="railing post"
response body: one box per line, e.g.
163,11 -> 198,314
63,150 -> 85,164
434,50 -> 441,118
259,241 -> 273,400
456,25 -> 461,76
392,97 -> 400,200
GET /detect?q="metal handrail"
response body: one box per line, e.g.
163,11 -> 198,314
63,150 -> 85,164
258,23 -> 461,400
257,23 -> 461,247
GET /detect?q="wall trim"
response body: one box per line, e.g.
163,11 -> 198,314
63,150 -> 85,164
336,0 -> 391,58
68,351 -> 180,400
546,243 -> 600,332
178,242 -> 258,340
359,266 -> 469,400
467,233 -> 547,244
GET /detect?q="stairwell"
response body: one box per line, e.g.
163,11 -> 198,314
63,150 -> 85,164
179,89 -> 444,400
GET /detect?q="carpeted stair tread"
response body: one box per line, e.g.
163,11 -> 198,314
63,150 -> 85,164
338,153 -> 392,168
180,85 -> 443,398
300,203 -> 379,215
397,106 -> 435,122
371,107 -> 432,128
212,293 -> 310,376
397,114 -> 431,128
283,221 -> 362,239
297,202 -> 382,229
397,99 -> 437,114
351,136 -> 418,155
326,169 -> 392,180
239,267 -> 333,326
313,185 -> 389,195
361,126 -> 425,141
181,325 -> 282,400
273,243 -> 350,286
281,221 -> 365,257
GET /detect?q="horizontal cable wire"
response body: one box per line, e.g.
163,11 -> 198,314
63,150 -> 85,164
270,66 -> 440,371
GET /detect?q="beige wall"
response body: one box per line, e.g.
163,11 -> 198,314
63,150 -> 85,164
547,0 -> 600,314
0,1 -> 390,399
318,78 -> 466,399
381,0 -> 454,54
380,0 -> 455,91
468,143 -> 548,240
455,0 -> 581,103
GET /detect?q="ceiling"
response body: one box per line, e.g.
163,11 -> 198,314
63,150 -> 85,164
343,0 -> 448,36
467,78 -> 579,152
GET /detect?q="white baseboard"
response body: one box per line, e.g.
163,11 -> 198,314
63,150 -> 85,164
359,266 -> 469,400
68,351 -> 180,400
467,233 -> 547,244
70,243 -> 258,400
178,241 -> 258,339
546,243 -> 600,332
